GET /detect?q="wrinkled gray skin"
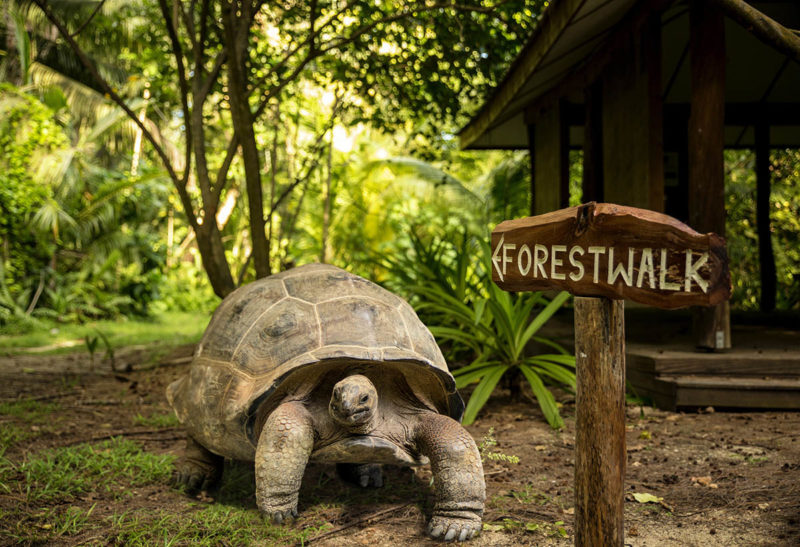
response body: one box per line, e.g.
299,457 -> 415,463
174,373 -> 484,542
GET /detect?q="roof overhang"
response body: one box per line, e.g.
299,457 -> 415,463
460,0 -> 800,150
459,0 -> 638,149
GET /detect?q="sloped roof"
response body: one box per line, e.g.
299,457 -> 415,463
460,0 -> 800,150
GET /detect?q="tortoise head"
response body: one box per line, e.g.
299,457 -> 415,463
329,374 -> 378,430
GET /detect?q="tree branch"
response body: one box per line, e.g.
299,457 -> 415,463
70,0 -> 107,39
178,0 -> 198,54
196,0 -> 211,70
211,135 -> 239,211
157,0 -> 193,187
708,0 -> 800,63
197,49 -> 226,104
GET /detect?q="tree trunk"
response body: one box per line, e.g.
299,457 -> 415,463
223,0 -> 270,279
321,128 -> 333,263
755,122 -> 776,312
196,221 -> 236,298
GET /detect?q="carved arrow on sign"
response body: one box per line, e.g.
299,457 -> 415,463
491,202 -> 730,309
491,234 -> 505,282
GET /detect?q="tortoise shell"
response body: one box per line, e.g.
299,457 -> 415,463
167,263 -> 463,460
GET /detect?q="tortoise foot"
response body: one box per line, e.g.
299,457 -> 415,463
427,513 -> 481,542
262,504 -> 298,524
337,463 -> 384,488
172,437 -> 223,494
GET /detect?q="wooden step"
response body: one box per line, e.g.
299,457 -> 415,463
627,368 -> 800,411
627,345 -> 800,377
666,375 -> 800,409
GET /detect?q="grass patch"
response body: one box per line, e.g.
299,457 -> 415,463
0,311 -> 209,355
133,411 -> 180,428
508,484 -> 551,506
18,437 -> 173,502
0,450 -> 16,492
0,399 -> 60,423
1,504 -> 98,544
0,423 -> 33,448
106,505 -> 331,546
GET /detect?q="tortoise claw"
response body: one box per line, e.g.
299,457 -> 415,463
427,516 -> 480,542
266,507 -> 297,525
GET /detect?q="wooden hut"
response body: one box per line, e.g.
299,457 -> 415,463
460,0 -> 800,409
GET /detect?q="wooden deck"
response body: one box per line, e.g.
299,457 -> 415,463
545,308 -> 800,410
625,310 -> 800,410
627,343 -> 800,410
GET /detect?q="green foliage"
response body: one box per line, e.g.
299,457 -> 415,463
156,261 -> 220,314
0,84 -> 64,321
479,427 -> 520,465
19,437 -> 174,502
383,229 -> 575,428
725,149 -> 800,310
0,82 -> 174,324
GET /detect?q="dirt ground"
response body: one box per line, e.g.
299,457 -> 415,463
1,344 -> 799,546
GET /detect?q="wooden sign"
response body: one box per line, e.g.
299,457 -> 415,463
491,203 -> 731,547
491,202 -> 730,309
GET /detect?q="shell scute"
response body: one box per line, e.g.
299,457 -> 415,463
232,298 -> 321,376
283,268 -> 391,305
397,300 -> 446,365
317,297 -> 410,349
198,279 -> 287,362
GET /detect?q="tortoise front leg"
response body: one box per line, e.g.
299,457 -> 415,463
416,413 -> 485,542
255,401 -> 314,523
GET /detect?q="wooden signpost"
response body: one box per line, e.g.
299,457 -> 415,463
491,202 -> 730,546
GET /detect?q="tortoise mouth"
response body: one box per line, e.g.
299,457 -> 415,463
331,406 -> 373,426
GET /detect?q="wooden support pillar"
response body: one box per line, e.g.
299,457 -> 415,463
688,0 -> 731,349
601,14 -> 664,211
527,123 -> 536,216
530,101 -> 569,214
574,297 -> 626,547
583,81 -> 604,203
755,122 -> 776,312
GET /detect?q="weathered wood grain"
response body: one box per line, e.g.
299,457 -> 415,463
574,297 -> 626,547
688,0 -> 730,349
491,202 -> 730,309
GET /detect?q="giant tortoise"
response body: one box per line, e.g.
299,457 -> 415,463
167,263 -> 485,541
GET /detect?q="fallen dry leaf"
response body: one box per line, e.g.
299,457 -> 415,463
633,492 -> 663,504
691,476 -> 718,488
630,492 -> 674,512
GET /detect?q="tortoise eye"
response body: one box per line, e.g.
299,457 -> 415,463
360,395 -> 369,404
